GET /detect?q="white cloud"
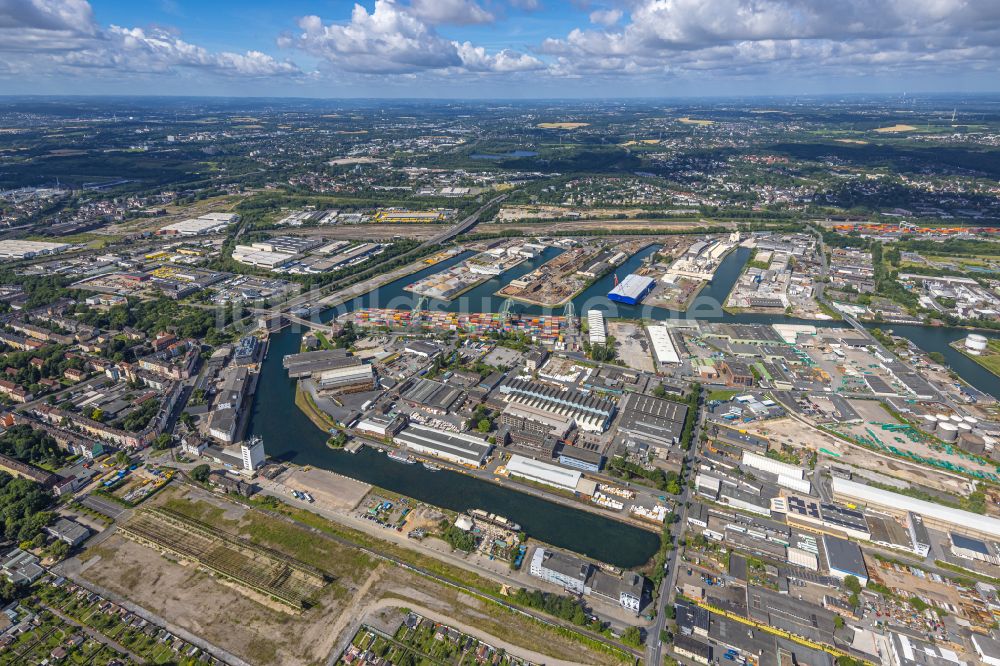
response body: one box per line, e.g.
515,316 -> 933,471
287,1 -> 542,75
0,0 -> 300,78
0,0 -> 97,51
455,41 -> 545,71
588,8 -> 621,27
540,0 -> 1000,80
409,0 -> 494,25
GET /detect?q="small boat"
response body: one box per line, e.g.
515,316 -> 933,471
422,462 -> 441,471
387,450 -> 416,464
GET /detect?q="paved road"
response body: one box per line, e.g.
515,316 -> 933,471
647,390 -> 702,666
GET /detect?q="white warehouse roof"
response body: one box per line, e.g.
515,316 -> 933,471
832,477 -> 1000,540
587,310 -> 606,346
743,450 -> 805,480
506,454 -> 582,491
647,325 -> 680,364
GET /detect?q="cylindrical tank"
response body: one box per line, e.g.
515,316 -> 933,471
922,414 -> 938,428
965,334 -> 988,355
936,413 -> 952,422
950,414 -> 964,424
963,416 -> 978,425
957,422 -> 973,433
938,422 -> 959,442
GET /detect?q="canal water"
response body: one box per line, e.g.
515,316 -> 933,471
249,239 -> 1000,568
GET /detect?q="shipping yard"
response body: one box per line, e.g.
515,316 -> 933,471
404,241 -> 530,301
495,239 -> 650,307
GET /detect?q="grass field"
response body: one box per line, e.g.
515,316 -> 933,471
536,122 -> 589,129
957,338 -> 1000,377
678,117 -> 714,125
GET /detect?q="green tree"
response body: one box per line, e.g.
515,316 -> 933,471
477,419 -> 492,433
844,575 -> 862,595
621,626 -> 643,648
190,464 -> 210,483
48,539 -> 70,561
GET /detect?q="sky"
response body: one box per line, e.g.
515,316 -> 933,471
1,0 -> 999,98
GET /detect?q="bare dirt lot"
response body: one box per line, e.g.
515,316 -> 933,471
276,467 -> 371,511
746,417 -> 971,496
609,321 -> 654,372
75,485 -> 628,666
80,533 -> 358,666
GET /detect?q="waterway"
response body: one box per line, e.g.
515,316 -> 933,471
255,251 -> 662,568
249,238 -> 1000,568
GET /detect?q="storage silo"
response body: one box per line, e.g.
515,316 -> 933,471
937,422 -> 959,442
965,334 -> 988,355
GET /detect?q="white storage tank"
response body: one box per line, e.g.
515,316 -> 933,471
938,422 -> 959,442
957,422 -> 973,434
963,416 -> 978,425
950,414 -> 964,424
936,413 -> 952,423
921,414 -> 938,431
965,334 -> 988,355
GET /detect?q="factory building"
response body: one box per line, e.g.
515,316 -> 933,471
499,402 -> 573,439
505,454 -> 582,491
742,450 -> 804,480
822,534 -> 868,585
587,310 -> 607,346
208,366 -> 249,443
529,547 -> 643,614
403,340 -> 443,359
529,547 -> 590,594
156,213 -> 237,236
557,445 -> 604,472
400,378 -> 464,414
498,379 -> 616,432
283,349 -> 358,378
499,402 -> 572,456
616,393 -> 687,448
316,364 -> 376,394
783,495 -> 871,541
240,436 -> 266,472
608,274 -> 655,305
0,239 -> 72,259
45,518 -> 90,548
646,325 -> 681,365
951,533 -> 1000,565
833,477 -> 1000,541
394,424 -> 492,467
354,413 -> 408,438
